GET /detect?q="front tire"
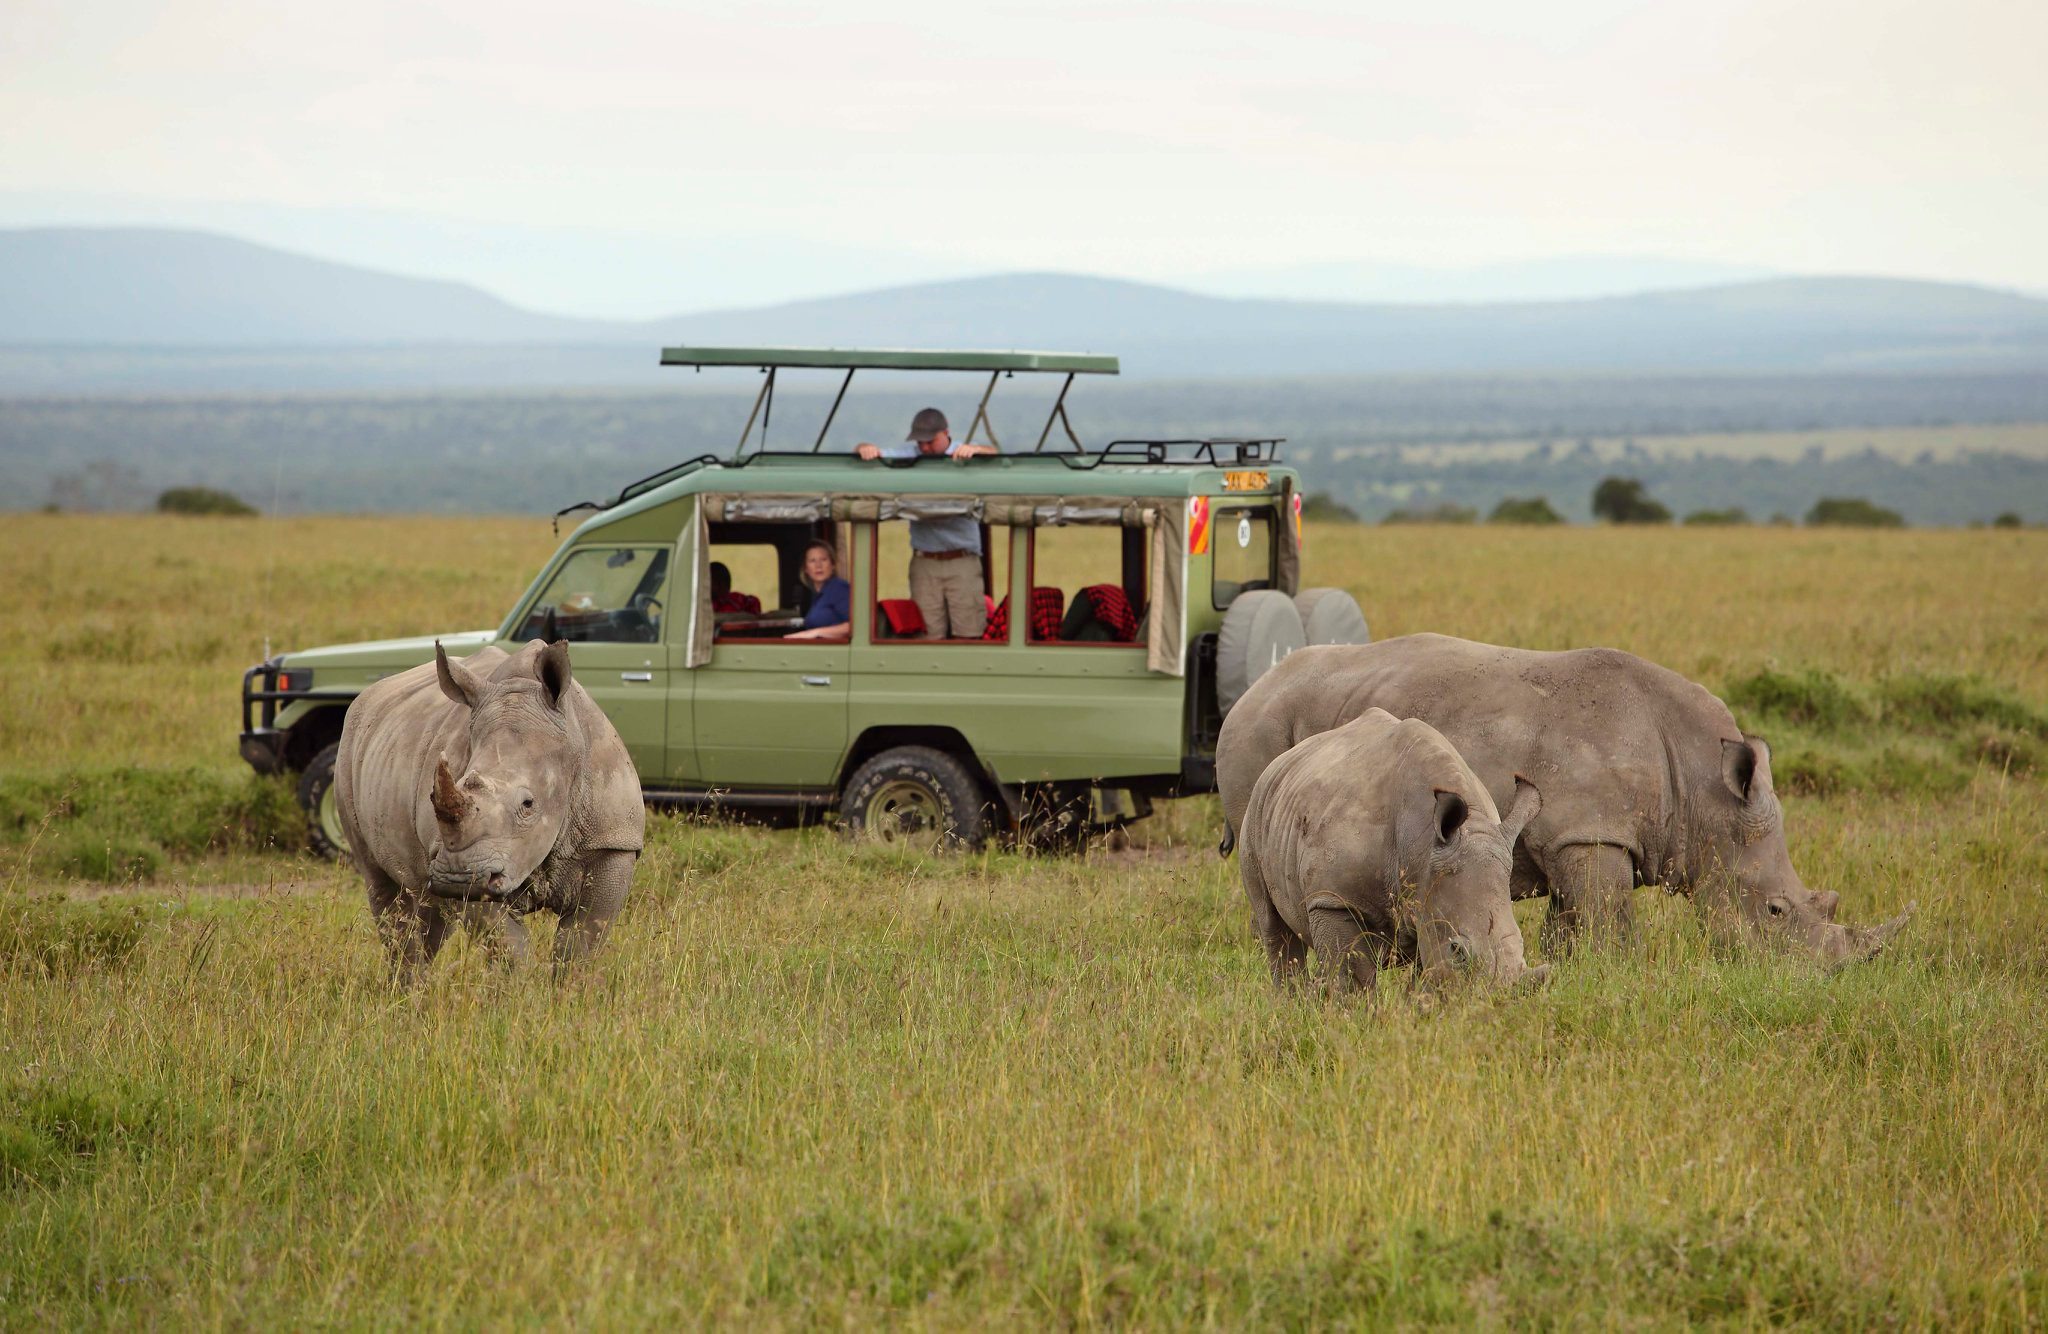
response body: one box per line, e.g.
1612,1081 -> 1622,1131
840,746 -> 990,850
297,742 -> 350,861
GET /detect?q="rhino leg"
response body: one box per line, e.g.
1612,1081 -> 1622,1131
368,875 -> 452,984
1247,884 -> 1307,989
1541,843 -> 1635,955
1305,899 -> 1379,999
551,850 -> 634,968
462,904 -> 533,968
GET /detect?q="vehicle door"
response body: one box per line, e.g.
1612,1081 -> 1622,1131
508,542 -> 674,782
687,517 -> 851,789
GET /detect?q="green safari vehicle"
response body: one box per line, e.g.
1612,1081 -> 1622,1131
237,347 -> 1369,852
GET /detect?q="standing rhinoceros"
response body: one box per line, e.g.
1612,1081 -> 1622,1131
1217,634 -> 1912,964
335,640 -> 645,978
1240,707 -> 1546,995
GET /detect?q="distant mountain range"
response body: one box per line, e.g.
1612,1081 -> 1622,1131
3,227 -> 2047,388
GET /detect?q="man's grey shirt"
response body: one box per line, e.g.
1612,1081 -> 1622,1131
878,441 -> 983,554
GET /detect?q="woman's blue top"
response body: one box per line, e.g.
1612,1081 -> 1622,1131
802,576 -> 851,629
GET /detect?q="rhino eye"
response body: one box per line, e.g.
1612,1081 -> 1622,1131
521,798 -> 535,809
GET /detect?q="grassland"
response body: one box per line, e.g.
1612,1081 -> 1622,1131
2,514 -> 2045,1325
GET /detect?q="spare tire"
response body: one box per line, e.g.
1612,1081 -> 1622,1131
1293,587 -> 1371,646
1216,590 -> 1306,714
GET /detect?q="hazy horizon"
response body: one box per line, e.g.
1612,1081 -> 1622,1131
3,0 -> 2043,319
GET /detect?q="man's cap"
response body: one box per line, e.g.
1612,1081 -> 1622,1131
907,407 -> 949,442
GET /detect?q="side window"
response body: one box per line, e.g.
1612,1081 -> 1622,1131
869,518 -> 1011,643
1026,525 -> 1146,646
708,519 -> 844,642
1212,506 -> 1275,610
517,546 -> 671,644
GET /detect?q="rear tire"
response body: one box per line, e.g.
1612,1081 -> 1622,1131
1216,589 -> 1307,714
841,746 -> 990,850
297,742 -> 350,861
1293,587 -> 1371,646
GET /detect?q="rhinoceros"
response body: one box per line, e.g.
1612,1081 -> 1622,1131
335,640 -> 645,977
1240,707 -> 1546,994
1217,634 -> 1912,964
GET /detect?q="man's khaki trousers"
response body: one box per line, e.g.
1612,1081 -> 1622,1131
909,554 -> 987,639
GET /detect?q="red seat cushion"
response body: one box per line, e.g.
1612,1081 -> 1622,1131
982,595 -> 1011,641
1078,584 -> 1140,641
1028,587 -> 1065,641
876,598 -> 927,637
712,591 -> 762,615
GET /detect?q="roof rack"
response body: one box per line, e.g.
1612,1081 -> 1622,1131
1062,439 -> 1286,469
553,453 -> 731,532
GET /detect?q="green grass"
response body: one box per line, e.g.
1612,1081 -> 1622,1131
4,515 -> 2047,1323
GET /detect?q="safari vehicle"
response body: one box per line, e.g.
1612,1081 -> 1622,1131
239,347 -> 1368,854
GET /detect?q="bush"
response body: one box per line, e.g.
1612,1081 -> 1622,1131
1724,669 -> 1870,731
1487,497 -> 1563,525
1299,492 -> 1360,524
1381,502 -> 1477,525
0,769 -> 302,879
1992,512 -> 2023,528
1591,476 -> 1671,524
156,486 -> 257,516
1805,497 -> 1903,528
1682,507 -> 1750,525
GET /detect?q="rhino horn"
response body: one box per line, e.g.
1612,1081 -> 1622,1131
431,758 -> 468,826
1820,901 -> 1916,968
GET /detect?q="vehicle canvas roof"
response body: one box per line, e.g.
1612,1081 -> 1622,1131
659,346 -> 1120,374
575,452 -> 1295,538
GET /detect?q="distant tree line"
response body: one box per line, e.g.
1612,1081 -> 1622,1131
1321,477 -> 1931,528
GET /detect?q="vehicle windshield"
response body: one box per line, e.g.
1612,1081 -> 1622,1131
517,545 -> 671,643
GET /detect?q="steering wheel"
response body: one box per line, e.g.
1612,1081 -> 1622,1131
632,594 -> 663,635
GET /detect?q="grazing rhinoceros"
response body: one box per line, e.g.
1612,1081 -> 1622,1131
1240,707 -> 1546,995
335,640 -> 644,978
1217,634 -> 1912,964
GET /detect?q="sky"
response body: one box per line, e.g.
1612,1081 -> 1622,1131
2,0 -> 2043,317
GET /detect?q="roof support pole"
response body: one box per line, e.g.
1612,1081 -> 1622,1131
963,370 -> 1003,448
813,368 -> 856,453
1034,373 -> 1080,453
734,369 -> 773,459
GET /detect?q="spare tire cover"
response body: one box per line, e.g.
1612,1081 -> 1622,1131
1216,589 -> 1307,714
1293,587 -> 1371,646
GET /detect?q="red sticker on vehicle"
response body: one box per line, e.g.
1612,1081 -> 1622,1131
1188,496 -> 1211,554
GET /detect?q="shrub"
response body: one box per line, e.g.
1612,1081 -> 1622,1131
0,897 -> 153,976
1878,674 -> 2046,734
1487,496 -> 1563,525
157,486 -> 257,516
1723,668 -> 1870,731
1992,512 -> 2023,528
1591,476 -> 1671,524
1381,502 -> 1477,525
1299,492 -> 1360,524
1682,507 -> 1750,526
1805,497 -> 1903,528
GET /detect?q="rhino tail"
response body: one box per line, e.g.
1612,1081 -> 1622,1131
1218,824 -> 1237,859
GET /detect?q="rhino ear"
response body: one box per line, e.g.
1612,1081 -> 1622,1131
1432,789 -> 1469,845
435,641 -> 481,709
536,639 -> 574,710
1722,736 -> 1772,805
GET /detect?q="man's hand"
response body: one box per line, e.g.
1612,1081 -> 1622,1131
855,442 -> 882,460
951,443 -> 996,459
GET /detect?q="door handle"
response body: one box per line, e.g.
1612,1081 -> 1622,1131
620,672 -> 653,683
799,675 -> 832,687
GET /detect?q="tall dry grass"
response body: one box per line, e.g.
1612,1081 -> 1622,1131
2,513 -> 2044,1324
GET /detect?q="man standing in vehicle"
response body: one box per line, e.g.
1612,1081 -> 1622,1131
855,407 -> 996,638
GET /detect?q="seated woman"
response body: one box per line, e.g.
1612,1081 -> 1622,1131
785,540 -> 851,642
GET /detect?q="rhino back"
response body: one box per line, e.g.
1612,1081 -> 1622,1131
1242,709 -> 1484,938
1234,635 -> 1739,866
